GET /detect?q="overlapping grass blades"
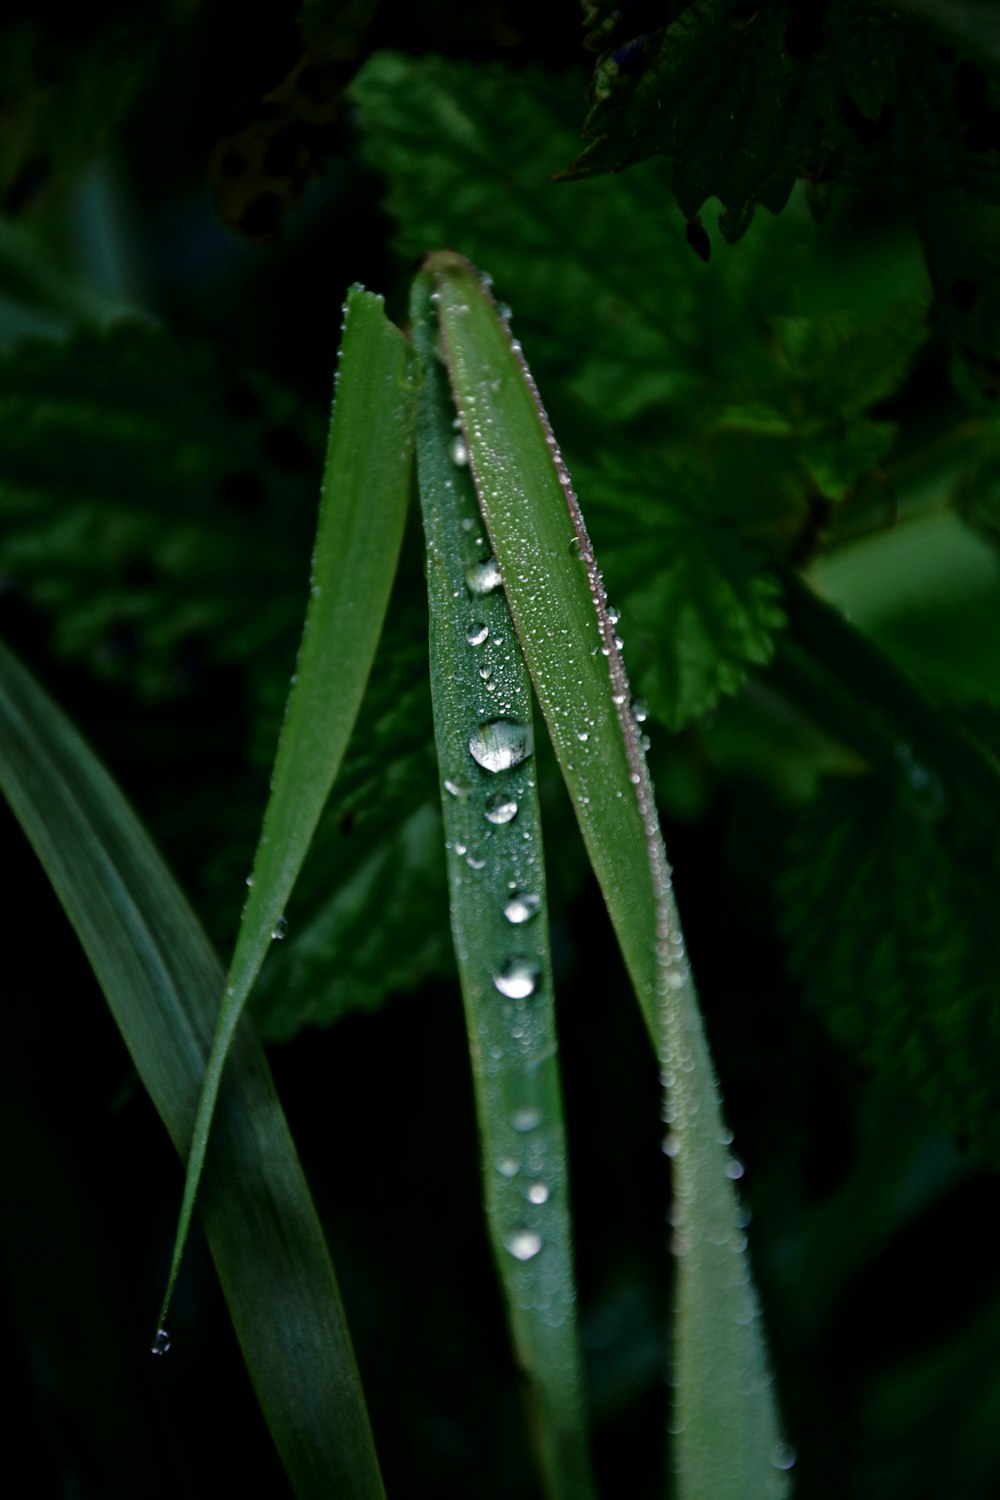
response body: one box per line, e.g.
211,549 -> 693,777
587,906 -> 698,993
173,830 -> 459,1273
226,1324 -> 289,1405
0,638 -> 384,1500
159,288 -> 419,1328
427,252 -> 790,1499
411,276 -> 598,1500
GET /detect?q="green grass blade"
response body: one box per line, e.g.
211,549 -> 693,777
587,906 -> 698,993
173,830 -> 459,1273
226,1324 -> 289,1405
0,637 -> 385,1500
426,252 -> 790,1500
410,277 -> 599,1500
161,287 -> 419,1326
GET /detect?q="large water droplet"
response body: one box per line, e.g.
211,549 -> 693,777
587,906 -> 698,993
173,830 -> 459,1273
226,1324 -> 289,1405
494,958 -> 540,999
526,1181 -> 550,1204
505,1228 -> 543,1261
466,622 -> 489,647
512,1106 -> 542,1133
485,793 -> 518,826
504,891 -> 541,925
271,915 -> 288,941
469,718 -> 533,773
771,1443 -> 797,1472
466,557 -> 503,596
150,1328 -> 171,1357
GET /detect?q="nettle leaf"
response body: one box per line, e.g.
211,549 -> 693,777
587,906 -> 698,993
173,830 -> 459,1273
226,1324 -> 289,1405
581,456 -> 785,730
780,769 -> 1000,1164
565,0 -> 898,237
352,51 -> 702,426
0,323 -> 318,700
714,301 -> 928,500
568,3 -> 1000,384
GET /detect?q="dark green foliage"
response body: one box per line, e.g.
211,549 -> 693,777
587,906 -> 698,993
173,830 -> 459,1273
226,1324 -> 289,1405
568,1 -> 1000,386
781,768 -> 1000,1162
3,3 -> 1000,1497
0,324 -> 314,704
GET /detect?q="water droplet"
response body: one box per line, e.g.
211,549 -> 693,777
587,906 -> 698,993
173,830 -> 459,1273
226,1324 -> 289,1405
444,778 -> 469,798
150,1328 -> 171,1357
607,605 -> 620,625
576,730 -> 589,743
526,1181 -> 550,1204
512,1106 -> 542,1132
271,915 -> 288,941
245,874 -> 254,888
466,851 -> 487,870
466,557 -> 503,596
479,666 -> 492,681
661,1133 -> 680,1157
450,436 -> 469,466
496,1157 -> 519,1177
466,622 -> 489,647
771,1442 -> 797,1472
485,793 -> 518,826
631,697 -> 649,723
469,718 -> 533,773
494,958 -> 540,1000
725,1158 -> 745,1180
505,1229 -> 542,1261
504,891 -> 541,925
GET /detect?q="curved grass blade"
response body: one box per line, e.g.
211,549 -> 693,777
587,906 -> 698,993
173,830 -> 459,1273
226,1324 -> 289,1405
0,638 -> 385,1500
410,278 -> 598,1500
426,252 -> 790,1499
160,287 -> 419,1328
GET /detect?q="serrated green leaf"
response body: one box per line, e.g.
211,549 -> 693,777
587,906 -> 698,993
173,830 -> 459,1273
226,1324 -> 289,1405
580,456 -> 785,728
0,637 -> 384,1500
352,52 -> 701,426
564,0 -> 898,236
781,769 -> 1000,1163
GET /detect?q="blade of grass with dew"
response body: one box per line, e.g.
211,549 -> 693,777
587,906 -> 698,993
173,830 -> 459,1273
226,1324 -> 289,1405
159,287 -> 420,1330
426,251 -> 791,1499
0,637 -> 385,1500
410,277 -> 598,1500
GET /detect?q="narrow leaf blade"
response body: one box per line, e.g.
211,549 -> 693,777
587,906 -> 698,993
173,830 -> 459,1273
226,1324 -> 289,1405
411,275 -> 598,1500
0,637 -> 385,1500
161,286 -> 419,1321
428,253 -> 789,1500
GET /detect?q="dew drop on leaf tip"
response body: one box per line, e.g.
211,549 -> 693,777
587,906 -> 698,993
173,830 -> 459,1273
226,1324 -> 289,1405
150,1328 -> 171,1357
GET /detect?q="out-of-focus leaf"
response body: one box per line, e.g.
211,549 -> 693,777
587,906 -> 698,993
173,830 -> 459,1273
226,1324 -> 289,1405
0,637 -> 385,1500
0,323 -> 315,700
0,15 -> 162,213
352,52 -> 700,427
781,769 -> 1000,1163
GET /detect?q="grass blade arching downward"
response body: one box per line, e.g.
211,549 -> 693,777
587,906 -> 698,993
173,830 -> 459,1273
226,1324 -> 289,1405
427,251 -> 791,1500
411,279 -> 598,1500
160,287 -> 420,1329
0,638 -> 385,1500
